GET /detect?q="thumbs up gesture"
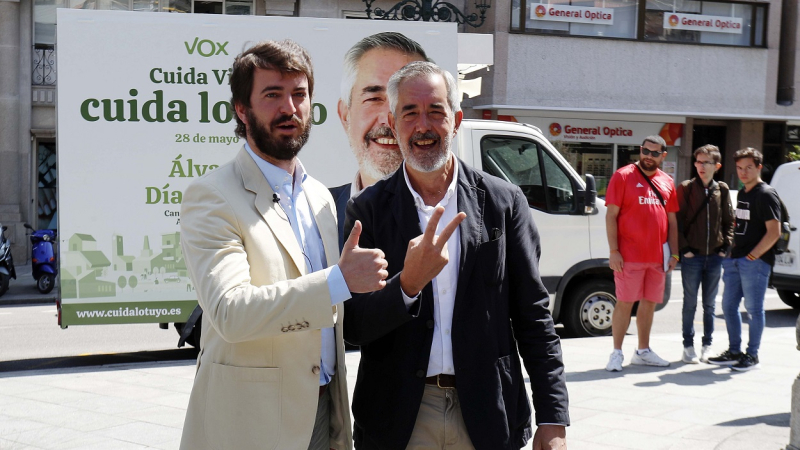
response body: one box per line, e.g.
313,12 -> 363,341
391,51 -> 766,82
339,220 -> 389,293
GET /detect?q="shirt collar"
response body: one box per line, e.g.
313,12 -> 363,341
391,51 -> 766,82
245,142 -> 307,197
402,153 -> 459,211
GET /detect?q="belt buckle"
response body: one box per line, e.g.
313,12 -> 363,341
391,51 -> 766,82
436,374 -> 454,389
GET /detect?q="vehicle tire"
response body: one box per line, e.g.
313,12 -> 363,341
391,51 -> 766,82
562,279 -> 616,338
37,273 -> 55,294
0,273 -> 8,297
175,320 -> 202,348
778,290 -> 800,310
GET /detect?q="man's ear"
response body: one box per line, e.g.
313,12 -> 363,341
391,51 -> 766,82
337,98 -> 349,129
234,102 -> 249,127
453,110 -> 463,136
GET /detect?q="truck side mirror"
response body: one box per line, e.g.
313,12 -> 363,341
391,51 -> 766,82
583,174 -> 597,214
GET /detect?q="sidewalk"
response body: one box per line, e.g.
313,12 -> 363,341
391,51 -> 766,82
0,326 -> 797,449
0,262 -> 57,306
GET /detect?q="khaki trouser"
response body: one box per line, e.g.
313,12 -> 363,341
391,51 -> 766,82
406,384 -> 475,450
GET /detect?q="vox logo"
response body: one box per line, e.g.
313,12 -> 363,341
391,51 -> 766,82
184,38 -> 229,57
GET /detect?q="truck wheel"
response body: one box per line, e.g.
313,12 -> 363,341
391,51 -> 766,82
37,273 -> 55,294
563,280 -> 616,337
778,290 -> 800,310
0,273 -> 8,297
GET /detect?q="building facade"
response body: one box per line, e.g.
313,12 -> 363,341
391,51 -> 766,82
1,0 -> 798,261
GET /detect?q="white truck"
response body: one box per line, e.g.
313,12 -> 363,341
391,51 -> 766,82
55,12 -> 669,346
770,160 -> 800,309
456,119 -> 669,337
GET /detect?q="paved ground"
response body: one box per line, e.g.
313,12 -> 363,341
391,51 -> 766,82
1,325 -> 798,449
0,263 -> 57,306
1,263 -> 799,449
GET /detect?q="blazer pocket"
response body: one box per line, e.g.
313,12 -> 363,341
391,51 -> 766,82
204,363 -> 282,450
478,232 -> 506,286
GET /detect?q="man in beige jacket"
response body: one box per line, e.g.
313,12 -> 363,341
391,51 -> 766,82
179,40 -> 388,450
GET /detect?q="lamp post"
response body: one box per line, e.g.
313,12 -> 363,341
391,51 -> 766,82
362,0 -> 490,28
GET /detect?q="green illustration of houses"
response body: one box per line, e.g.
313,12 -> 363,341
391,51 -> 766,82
61,233 -> 115,298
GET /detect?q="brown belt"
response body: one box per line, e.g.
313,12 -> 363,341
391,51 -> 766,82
425,374 -> 456,389
319,383 -> 328,397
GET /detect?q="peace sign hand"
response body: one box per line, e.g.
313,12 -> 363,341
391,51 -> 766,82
399,206 -> 467,297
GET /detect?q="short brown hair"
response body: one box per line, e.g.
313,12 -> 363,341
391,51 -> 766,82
230,40 -> 314,138
694,144 -> 721,164
733,147 -> 763,166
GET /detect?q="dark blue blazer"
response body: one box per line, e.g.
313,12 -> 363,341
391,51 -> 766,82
329,183 -> 351,252
343,159 -> 569,450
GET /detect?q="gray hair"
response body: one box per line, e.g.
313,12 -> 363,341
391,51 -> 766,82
340,32 -> 431,107
387,61 -> 461,117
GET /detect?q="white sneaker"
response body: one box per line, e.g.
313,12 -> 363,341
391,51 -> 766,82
682,347 -> 699,364
699,345 -> 713,363
606,350 -> 624,372
631,348 -> 670,367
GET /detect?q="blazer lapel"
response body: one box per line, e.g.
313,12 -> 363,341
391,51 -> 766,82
389,170 -> 424,245
455,161 -> 485,306
236,148 -> 306,275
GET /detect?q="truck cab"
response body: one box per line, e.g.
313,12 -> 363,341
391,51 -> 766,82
457,119 -> 669,337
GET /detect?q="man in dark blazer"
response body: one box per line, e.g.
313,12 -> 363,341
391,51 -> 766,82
343,62 -> 569,450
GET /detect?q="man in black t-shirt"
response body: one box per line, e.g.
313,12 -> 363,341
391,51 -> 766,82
708,148 -> 781,372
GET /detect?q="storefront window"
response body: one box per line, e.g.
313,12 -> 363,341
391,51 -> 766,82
513,0 -> 767,48
555,142 -> 613,196
644,0 -> 762,47
37,143 -> 58,231
33,0 -> 254,43
526,0 -> 639,39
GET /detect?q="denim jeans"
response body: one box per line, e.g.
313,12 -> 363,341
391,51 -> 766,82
721,257 -> 771,357
681,254 -> 722,348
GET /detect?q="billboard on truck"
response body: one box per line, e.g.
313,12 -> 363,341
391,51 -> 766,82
56,10 -> 457,327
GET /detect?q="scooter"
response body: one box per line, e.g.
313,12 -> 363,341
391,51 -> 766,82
0,223 -> 17,297
24,223 -> 57,294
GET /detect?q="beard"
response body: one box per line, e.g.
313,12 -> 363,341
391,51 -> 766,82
246,108 -> 311,161
639,157 -> 659,171
350,125 -> 404,181
401,130 -> 451,173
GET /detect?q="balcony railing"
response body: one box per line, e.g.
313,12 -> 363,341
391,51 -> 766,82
32,45 -> 56,86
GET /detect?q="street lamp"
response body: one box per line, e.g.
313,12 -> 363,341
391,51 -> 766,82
362,0 -> 490,28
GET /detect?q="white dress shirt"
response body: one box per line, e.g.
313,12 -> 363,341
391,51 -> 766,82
401,153 -> 461,376
245,144 -> 350,386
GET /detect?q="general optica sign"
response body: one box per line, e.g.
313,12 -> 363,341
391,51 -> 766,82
522,117 -> 683,145
663,13 -> 743,34
530,3 -> 613,25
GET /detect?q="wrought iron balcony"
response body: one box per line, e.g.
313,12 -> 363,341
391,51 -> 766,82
32,45 -> 56,86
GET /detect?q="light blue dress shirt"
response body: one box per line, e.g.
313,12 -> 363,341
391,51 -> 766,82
245,143 -> 351,386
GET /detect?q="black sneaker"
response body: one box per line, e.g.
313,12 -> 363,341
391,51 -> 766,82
731,353 -> 760,372
707,350 -> 743,366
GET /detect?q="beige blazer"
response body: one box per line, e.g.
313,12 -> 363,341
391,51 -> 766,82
179,147 -> 352,450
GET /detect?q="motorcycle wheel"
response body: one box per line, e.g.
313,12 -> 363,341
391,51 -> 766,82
0,273 -> 8,297
37,273 -> 55,294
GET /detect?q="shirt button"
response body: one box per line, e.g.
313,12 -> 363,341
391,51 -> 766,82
416,370 -> 426,378
312,365 -> 321,375
442,289 -> 448,295
426,320 -> 434,329
445,329 -> 451,335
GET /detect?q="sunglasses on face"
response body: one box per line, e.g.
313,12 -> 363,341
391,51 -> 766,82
640,147 -> 665,157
